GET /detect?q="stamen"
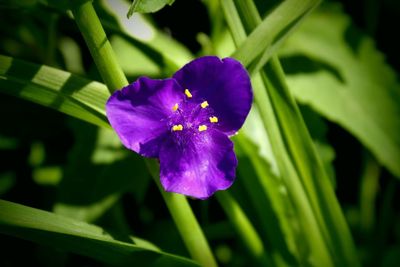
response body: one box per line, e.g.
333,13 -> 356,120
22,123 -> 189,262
200,101 -> 209,108
209,116 -> 218,123
198,125 -> 207,132
172,124 -> 183,131
172,103 -> 179,111
184,89 -> 193,98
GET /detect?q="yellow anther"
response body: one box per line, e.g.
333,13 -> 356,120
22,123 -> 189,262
184,89 -> 193,98
198,125 -> 207,132
172,124 -> 183,131
200,101 -> 209,108
172,103 -> 179,111
209,116 -> 218,123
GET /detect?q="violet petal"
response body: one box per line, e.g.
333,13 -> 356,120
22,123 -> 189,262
173,56 -> 253,135
159,128 -> 237,199
106,77 -> 183,157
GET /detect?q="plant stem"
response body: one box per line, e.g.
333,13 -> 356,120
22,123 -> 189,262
70,0 -> 127,92
216,191 -> 273,266
70,1 -> 217,266
234,134 -> 302,266
221,1 -> 333,265
226,0 -> 360,266
146,160 -> 218,267
231,0 -> 320,69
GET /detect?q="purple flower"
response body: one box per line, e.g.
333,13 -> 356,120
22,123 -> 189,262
106,56 -> 253,199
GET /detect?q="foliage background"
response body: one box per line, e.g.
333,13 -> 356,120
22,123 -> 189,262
0,0 -> 399,266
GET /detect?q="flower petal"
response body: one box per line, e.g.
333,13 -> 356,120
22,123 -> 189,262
106,77 -> 183,157
159,129 -> 237,199
173,56 -> 253,135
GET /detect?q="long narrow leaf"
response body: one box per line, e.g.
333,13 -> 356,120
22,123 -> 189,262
227,0 -> 360,266
221,1 -> 335,265
0,199 -> 199,267
127,0 -> 175,16
231,0 -> 320,68
0,55 -> 109,128
102,0 -> 193,73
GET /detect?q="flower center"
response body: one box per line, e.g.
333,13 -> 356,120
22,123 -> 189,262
169,89 -> 218,134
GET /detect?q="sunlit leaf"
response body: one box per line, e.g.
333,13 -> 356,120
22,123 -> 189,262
102,0 -> 193,72
234,133 -> 304,265
111,35 -> 162,77
0,55 -> 149,223
127,0 -> 175,16
280,5 -> 400,177
0,55 -> 110,129
231,0 -> 321,69
0,199 -> 199,267
223,1 -> 360,265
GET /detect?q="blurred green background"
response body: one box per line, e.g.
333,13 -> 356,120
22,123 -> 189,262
0,0 -> 400,266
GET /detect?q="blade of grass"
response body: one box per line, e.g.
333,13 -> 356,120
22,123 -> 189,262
0,54 -> 110,129
221,1 -> 334,265
215,190 -> 272,266
231,0 -> 320,69
0,199 -> 199,267
0,55 -> 215,264
226,0 -> 360,265
234,134 -> 304,266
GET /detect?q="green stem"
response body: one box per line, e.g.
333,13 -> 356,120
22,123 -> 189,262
146,160 -> 218,267
223,0 -> 359,266
70,0 -> 127,92
198,5 -> 274,265
221,1 -> 333,265
231,0 -> 320,69
216,191 -> 272,266
70,1 -> 217,266
234,134 -> 302,266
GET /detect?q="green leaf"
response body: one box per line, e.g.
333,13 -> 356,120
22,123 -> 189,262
231,0 -> 321,69
223,1 -> 359,265
127,0 -> 175,16
215,191 -> 272,266
111,35 -> 162,77
0,55 -> 110,129
0,199 -> 199,267
101,0 -> 193,72
234,133 -> 304,266
280,5 -> 400,177
300,106 -> 336,187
